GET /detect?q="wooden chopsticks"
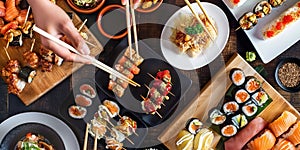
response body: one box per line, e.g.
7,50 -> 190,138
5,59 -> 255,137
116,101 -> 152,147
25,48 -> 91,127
195,0 -> 217,33
125,0 -> 139,59
183,0 -> 216,41
83,123 -> 90,150
32,25 -> 140,87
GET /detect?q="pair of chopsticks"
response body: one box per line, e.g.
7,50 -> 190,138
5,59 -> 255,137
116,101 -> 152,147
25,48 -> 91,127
183,0 -> 217,40
32,25 -> 140,87
125,0 -> 139,59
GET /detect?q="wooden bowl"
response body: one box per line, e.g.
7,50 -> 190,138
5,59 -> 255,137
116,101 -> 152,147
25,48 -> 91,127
136,0 -> 163,13
66,0 -> 105,14
97,4 -> 130,39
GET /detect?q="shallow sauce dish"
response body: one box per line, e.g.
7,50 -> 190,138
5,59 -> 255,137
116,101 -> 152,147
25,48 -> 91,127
66,0 -> 105,14
275,57 -> 300,92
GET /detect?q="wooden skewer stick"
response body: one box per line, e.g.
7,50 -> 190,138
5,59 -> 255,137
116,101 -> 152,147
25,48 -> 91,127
6,40 -> 9,49
140,95 -> 163,119
144,84 -> 166,106
4,47 -> 11,60
83,123 -> 90,150
30,39 -> 36,52
93,129 -> 98,150
23,6 -> 31,28
195,0 -> 217,33
125,0 -> 133,60
85,40 -> 97,48
78,19 -> 87,32
146,73 -> 175,97
235,26 -> 242,31
130,0 -> 139,56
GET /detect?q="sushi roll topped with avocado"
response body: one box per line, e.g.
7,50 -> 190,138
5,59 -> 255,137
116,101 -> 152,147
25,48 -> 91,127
251,89 -> 269,107
231,114 -> 248,129
230,68 -> 246,86
185,118 -> 203,135
242,101 -> 258,117
245,76 -> 261,93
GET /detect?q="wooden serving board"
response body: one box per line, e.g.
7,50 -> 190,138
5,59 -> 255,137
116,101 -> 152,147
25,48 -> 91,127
0,0 -> 102,106
158,53 -> 300,149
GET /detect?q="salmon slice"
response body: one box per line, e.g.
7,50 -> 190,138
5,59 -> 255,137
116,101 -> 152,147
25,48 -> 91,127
247,129 -> 276,150
268,111 -> 297,137
4,0 -> 19,22
284,121 -> 300,146
272,138 -> 296,150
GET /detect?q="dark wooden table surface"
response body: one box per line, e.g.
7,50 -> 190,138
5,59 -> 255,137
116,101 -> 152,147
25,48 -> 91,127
0,0 -> 299,149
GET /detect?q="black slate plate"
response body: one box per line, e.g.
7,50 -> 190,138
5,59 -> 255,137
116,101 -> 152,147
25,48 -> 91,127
59,79 -> 148,149
95,39 -> 192,127
0,123 -> 64,150
275,57 -> 300,92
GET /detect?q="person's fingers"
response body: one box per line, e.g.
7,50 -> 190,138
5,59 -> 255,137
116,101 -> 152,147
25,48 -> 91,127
40,37 -> 91,64
59,21 -> 90,55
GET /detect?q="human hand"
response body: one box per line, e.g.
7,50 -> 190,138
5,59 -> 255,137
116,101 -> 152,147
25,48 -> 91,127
27,0 -> 91,64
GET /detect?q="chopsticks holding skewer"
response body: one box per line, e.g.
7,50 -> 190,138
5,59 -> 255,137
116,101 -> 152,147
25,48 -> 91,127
32,25 -> 140,87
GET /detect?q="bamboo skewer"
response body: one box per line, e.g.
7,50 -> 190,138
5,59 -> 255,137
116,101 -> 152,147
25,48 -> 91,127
140,95 -> 163,118
4,47 -> 11,60
144,84 -> 166,106
93,129 -> 98,150
105,125 -> 135,145
83,123 -> 90,150
23,6 -> 31,28
195,0 -> 217,33
30,39 -> 35,52
32,25 -> 140,87
146,73 -> 175,97
183,0 -> 215,42
77,19 -> 87,32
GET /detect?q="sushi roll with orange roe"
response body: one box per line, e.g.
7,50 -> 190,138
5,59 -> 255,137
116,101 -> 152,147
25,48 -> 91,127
235,89 -> 250,104
221,124 -> 237,137
251,89 -> 269,107
223,101 -> 239,115
209,109 -> 226,125
242,101 -> 258,117
185,118 -> 203,135
245,76 -> 261,93
230,68 -> 245,86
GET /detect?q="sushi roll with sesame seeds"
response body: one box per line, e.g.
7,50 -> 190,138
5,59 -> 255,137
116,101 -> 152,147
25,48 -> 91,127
251,89 -> 269,107
185,118 -> 203,135
235,89 -> 250,104
210,109 -> 226,125
223,101 -> 239,115
221,124 -> 237,137
242,101 -> 258,117
245,76 -> 261,93
232,114 -> 248,129
230,68 -> 246,86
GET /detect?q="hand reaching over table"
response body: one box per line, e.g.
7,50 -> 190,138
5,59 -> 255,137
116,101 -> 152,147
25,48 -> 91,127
27,0 -> 91,64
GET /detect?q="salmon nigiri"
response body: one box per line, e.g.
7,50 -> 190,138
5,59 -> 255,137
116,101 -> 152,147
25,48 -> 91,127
247,129 -> 276,150
272,138 -> 296,150
268,111 -> 297,137
284,121 -> 300,146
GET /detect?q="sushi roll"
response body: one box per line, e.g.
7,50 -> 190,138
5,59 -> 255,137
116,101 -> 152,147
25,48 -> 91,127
230,68 -> 245,86
223,101 -> 239,115
175,130 -> 194,150
245,76 -> 261,93
221,124 -> 237,137
68,105 -> 87,119
209,109 -> 226,125
269,0 -> 286,7
80,84 -> 96,98
185,118 -> 203,135
231,114 -> 248,129
235,89 -> 250,104
194,128 -> 214,150
251,89 -> 269,106
242,101 -> 258,117
238,12 -> 258,30
103,100 -> 120,118
19,66 -> 37,83
75,94 -> 92,107
90,119 -> 107,139
254,1 -> 272,18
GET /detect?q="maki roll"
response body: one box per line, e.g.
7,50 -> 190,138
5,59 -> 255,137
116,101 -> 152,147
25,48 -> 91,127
223,101 -> 239,115
19,66 -> 37,83
230,68 -> 245,86
254,1 -> 272,18
242,101 -> 258,117
238,12 -> 258,30
245,76 -> 261,93
80,84 -> 96,98
75,94 -> 92,107
251,90 -> 269,106
232,114 -> 248,129
185,118 -> 203,134
210,109 -> 226,125
269,0 -> 286,7
235,89 -> 250,104
103,100 -> 120,118
221,124 -> 237,137
68,105 -> 87,119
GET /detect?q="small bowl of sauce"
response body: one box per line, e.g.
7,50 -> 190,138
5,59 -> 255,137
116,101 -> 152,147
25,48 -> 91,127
275,57 -> 300,92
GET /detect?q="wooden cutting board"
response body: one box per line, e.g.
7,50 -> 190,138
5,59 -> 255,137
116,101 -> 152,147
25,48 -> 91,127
158,53 -> 300,149
0,0 -> 103,106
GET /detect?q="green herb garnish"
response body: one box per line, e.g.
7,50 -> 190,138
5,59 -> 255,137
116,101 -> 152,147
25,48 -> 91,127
185,24 -> 203,35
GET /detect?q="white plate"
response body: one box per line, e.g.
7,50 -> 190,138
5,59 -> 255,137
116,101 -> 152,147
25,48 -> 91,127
0,112 -> 80,150
223,0 -> 300,63
160,2 -> 230,70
